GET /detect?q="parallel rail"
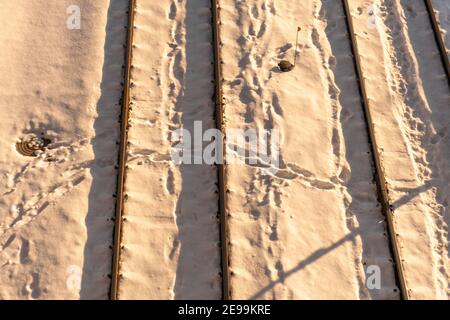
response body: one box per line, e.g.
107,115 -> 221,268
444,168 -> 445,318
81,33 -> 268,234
109,0 -> 426,301
109,0 -> 229,300
211,0 -> 230,300
341,0 -> 410,300
110,0 -> 136,300
424,0 -> 450,86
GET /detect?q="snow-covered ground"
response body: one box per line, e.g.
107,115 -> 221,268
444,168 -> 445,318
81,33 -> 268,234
221,0 -> 397,299
116,0 -> 221,299
0,0 -> 127,299
348,0 -> 450,299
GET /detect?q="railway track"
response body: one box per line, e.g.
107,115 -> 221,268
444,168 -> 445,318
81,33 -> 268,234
211,0 -> 230,300
424,0 -> 450,86
341,0 -> 410,300
110,0 -> 136,300
108,0 -> 446,300
109,0 -> 229,300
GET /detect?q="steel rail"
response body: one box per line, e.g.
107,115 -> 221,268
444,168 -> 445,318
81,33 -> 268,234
110,0 -> 136,300
424,0 -> 450,87
211,0 -> 230,300
341,0 -> 410,300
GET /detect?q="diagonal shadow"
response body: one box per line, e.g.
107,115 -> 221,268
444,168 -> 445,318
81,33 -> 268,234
249,228 -> 361,300
391,181 -> 433,210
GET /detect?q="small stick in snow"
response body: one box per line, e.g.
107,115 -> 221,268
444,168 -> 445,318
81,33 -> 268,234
278,27 -> 301,72
293,26 -> 301,66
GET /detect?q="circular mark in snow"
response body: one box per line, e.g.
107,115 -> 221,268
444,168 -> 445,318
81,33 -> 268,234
16,134 -> 51,157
